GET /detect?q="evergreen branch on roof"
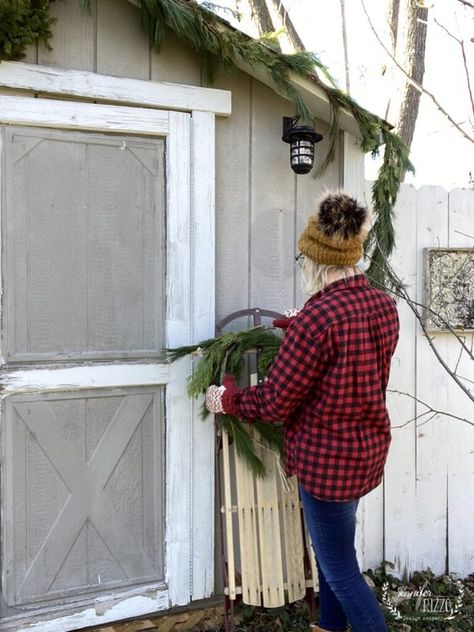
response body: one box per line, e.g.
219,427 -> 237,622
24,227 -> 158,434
0,0 -> 414,289
0,0 -> 54,60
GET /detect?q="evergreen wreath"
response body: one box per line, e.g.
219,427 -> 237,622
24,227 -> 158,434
0,0 -> 413,288
166,327 -> 285,477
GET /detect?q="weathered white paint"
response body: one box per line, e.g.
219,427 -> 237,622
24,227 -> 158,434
0,97 -> 216,627
0,364 -> 170,395
0,586 -> 169,632
190,110 -> 216,601
415,186 -> 450,577
165,110 -> 193,607
446,188 -> 474,578
382,182 -> 418,581
0,62 -> 231,117
0,95 -> 170,135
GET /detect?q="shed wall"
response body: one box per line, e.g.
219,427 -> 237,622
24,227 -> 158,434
23,0 -> 344,323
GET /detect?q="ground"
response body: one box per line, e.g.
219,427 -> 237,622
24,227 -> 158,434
84,569 -> 474,632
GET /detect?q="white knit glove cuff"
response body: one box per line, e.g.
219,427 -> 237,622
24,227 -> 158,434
205,385 -> 226,414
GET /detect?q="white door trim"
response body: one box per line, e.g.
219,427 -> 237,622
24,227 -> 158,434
0,61 -> 231,117
0,95 -> 216,629
0,95 -> 170,135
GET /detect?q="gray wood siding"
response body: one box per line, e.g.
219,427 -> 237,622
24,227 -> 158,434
3,126 -> 165,362
22,0 -> 342,321
214,75 -> 341,320
3,386 -> 164,606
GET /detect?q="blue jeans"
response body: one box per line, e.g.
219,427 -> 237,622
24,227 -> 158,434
300,484 -> 388,632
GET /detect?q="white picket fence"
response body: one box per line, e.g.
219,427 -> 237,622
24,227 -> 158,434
357,184 -> 474,580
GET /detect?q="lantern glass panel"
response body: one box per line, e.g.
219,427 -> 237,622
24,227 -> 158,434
294,147 -> 313,156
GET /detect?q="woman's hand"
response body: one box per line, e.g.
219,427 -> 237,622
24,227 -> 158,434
205,375 -> 239,415
272,308 -> 300,330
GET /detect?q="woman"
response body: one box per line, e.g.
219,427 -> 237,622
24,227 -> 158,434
205,192 -> 400,632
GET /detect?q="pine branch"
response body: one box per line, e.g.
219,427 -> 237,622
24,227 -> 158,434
167,326 -> 285,477
366,129 -> 414,289
0,0 -> 55,60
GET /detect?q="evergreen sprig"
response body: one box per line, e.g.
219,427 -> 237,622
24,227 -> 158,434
365,128 -> 414,288
0,0 -> 55,60
166,327 -> 284,477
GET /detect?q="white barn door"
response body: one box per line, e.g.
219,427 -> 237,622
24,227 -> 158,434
0,95 -> 216,631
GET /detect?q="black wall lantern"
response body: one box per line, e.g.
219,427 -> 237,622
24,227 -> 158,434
282,116 -> 323,174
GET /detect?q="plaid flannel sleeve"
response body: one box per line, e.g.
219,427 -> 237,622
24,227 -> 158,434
232,319 -> 329,423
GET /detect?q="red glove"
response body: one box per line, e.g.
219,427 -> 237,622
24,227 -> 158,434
272,308 -> 300,330
205,374 -> 239,416
272,317 -> 294,330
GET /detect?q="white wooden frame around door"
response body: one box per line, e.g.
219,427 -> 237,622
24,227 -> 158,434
0,67 -> 227,630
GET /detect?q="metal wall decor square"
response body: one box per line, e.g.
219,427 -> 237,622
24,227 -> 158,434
424,247 -> 474,332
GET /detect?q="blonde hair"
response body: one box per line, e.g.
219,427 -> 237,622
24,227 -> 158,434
300,256 -> 361,296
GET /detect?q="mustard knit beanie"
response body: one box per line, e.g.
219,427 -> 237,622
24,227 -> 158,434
298,193 -> 369,266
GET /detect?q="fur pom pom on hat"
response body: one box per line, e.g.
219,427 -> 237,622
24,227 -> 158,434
298,193 -> 370,266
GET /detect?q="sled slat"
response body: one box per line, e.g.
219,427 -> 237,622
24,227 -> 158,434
221,430 -> 236,600
234,426 -> 261,606
281,476 -> 306,602
254,437 -> 285,607
303,516 -> 319,591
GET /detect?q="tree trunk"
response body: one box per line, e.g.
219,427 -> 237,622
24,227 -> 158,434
396,0 -> 429,179
269,0 -> 305,51
251,0 -> 275,35
388,0 -> 401,53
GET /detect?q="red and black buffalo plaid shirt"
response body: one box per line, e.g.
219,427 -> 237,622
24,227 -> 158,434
232,274 -> 400,501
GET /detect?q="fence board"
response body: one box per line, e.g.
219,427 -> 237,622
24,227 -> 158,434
384,183 -> 418,580
415,185 -> 450,576
446,188 -> 474,578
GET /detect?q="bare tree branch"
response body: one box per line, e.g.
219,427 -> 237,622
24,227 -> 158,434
434,17 -> 474,118
456,0 -> 474,9
388,389 -> 474,427
360,0 -> 474,144
339,0 -> 351,93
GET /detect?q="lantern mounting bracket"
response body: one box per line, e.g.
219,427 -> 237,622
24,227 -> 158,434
282,116 -> 322,144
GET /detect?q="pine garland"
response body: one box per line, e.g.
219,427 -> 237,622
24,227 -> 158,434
0,0 -> 414,288
166,327 -> 284,477
0,0 -> 54,60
